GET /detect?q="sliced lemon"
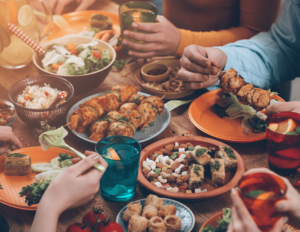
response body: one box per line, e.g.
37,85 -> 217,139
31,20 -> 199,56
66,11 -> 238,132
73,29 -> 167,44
18,5 -> 33,26
2,41 -> 33,65
268,123 -> 278,132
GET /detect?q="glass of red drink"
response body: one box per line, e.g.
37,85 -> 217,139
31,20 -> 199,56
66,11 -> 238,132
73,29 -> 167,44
238,172 -> 287,232
266,112 -> 300,176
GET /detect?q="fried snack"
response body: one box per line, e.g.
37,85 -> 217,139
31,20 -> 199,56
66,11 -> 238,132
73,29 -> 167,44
107,121 -> 135,137
112,84 -> 138,103
119,103 -> 137,112
142,96 -> 164,115
122,201 -> 143,222
142,205 -> 158,219
210,158 -> 225,186
164,215 -> 181,232
89,14 -> 113,30
127,94 -> 147,105
219,68 -> 243,93
148,216 -> 167,232
121,110 -> 144,129
128,214 -> 148,232
89,120 -> 109,142
138,103 -> 157,129
4,153 -> 31,176
145,194 -> 164,210
157,205 -> 176,218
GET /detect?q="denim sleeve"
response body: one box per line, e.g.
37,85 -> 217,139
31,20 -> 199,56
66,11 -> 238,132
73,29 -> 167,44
215,0 -> 300,89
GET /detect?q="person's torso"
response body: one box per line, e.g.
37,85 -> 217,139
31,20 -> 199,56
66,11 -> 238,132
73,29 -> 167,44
163,0 -> 240,31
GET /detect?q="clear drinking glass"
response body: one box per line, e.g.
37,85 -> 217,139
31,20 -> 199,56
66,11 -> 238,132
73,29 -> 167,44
119,1 -> 158,54
0,0 -> 53,69
96,136 -> 141,202
238,172 -> 287,232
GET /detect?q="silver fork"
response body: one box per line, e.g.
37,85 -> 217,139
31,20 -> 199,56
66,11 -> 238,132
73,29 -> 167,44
166,99 -> 194,111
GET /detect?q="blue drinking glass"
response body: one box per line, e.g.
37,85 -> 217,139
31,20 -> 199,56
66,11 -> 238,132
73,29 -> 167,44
96,136 -> 141,202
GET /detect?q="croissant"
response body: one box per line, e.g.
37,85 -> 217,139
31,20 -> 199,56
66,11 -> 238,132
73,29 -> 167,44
145,194 -> 164,210
128,214 -> 148,232
142,205 -> 158,219
122,201 -> 142,222
164,215 -> 181,232
148,216 -> 167,232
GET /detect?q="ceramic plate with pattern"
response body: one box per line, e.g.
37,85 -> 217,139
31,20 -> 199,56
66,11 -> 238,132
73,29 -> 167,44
116,198 -> 195,232
66,92 -> 171,144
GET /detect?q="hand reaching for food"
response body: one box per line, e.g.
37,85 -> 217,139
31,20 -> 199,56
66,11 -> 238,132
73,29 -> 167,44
244,168 -> 300,229
48,0 -> 96,15
0,126 -> 23,154
265,101 -> 300,116
178,45 -> 227,90
30,151 -> 107,232
122,16 -> 181,58
228,187 -> 288,232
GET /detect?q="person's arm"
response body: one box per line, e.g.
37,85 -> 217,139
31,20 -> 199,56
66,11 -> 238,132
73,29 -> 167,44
175,0 -> 281,56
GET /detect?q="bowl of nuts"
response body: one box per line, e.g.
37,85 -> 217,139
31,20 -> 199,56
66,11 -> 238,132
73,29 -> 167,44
135,58 -> 195,100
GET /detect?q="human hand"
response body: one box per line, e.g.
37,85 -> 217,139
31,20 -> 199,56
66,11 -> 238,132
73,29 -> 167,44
122,15 -> 181,58
49,0 -> 96,15
39,151 -> 108,214
0,126 -> 23,154
265,101 -> 300,116
245,168 -> 300,229
178,45 -> 227,90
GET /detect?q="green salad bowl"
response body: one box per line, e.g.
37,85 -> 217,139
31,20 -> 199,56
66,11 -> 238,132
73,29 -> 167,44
33,36 -> 116,95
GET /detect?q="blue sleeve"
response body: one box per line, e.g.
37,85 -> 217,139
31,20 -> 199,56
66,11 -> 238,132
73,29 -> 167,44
216,0 -> 300,89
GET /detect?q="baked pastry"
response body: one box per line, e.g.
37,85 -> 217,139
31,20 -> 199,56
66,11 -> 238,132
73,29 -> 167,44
157,205 -> 176,218
211,158 -> 225,186
191,146 -> 211,166
122,201 -> 142,222
89,14 -> 113,30
164,215 -> 181,232
145,194 -> 164,210
217,145 -> 237,171
142,205 -> 158,219
188,164 -> 204,188
128,214 -> 148,232
148,216 -> 167,232
4,153 -> 31,176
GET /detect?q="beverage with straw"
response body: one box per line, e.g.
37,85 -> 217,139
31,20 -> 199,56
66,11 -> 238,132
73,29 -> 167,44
119,1 -> 158,55
96,136 -> 141,202
238,172 -> 287,232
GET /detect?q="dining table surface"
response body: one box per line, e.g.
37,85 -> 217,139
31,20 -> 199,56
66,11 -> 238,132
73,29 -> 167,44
0,1 -> 299,231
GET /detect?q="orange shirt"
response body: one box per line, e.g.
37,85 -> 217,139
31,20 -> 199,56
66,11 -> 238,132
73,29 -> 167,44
163,0 -> 281,55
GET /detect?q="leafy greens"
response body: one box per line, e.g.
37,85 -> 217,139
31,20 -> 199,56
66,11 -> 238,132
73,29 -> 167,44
201,208 -> 232,232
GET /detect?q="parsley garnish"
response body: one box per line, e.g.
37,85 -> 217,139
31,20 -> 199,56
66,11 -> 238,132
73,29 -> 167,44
211,160 -> 221,172
188,146 -> 194,151
196,148 -> 208,156
6,153 -> 26,158
58,152 -> 73,162
194,165 -> 201,176
224,147 -> 236,160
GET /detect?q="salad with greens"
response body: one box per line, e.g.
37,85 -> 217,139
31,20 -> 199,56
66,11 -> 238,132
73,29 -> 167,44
201,208 -> 232,232
42,40 -> 112,76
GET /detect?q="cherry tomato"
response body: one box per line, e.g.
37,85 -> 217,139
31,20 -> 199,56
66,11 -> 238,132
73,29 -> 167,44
96,221 -> 124,232
66,223 -> 92,232
92,50 -> 102,59
82,207 -> 106,229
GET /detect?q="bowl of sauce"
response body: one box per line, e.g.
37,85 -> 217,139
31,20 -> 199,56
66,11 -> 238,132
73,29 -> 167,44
141,62 -> 170,82
0,100 -> 17,126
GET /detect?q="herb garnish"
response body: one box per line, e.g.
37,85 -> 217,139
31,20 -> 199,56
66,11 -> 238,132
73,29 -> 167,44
170,152 -> 178,160
6,153 -> 26,158
211,160 -> 221,172
58,152 -> 73,162
187,146 -> 194,151
194,165 -> 201,176
196,148 -> 208,156
224,147 -> 236,160
0,185 -> 3,189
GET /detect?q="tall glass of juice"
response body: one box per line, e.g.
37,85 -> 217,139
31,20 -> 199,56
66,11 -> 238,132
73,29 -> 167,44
266,112 -> 300,176
238,172 -> 287,232
119,1 -> 158,54
96,136 -> 141,202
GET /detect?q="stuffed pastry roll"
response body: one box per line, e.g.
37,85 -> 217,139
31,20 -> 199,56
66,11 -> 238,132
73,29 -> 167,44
191,146 -> 211,166
210,158 -> 225,186
142,205 -> 158,219
145,194 -> 164,210
128,214 -> 148,232
157,205 -> 176,218
217,145 -> 237,171
122,201 -> 142,222
148,216 -> 167,232
188,164 -> 204,189
164,215 -> 181,232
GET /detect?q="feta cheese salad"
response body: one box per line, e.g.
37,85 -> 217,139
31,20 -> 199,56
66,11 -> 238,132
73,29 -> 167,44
42,40 -> 112,76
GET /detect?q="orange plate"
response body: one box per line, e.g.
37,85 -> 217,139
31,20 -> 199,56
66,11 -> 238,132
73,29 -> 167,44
199,211 -> 300,232
188,89 -> 285,143
137,136 -> 245,200
0,147 -> 75,211
47,10 -> 121,51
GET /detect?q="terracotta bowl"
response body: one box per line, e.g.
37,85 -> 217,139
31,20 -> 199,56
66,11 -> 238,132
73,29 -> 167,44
141,62 -> 170,82
135,58 -> 195,99
200,211 -> 223,231
137,136 -> 245,200
33,36 -> 116,95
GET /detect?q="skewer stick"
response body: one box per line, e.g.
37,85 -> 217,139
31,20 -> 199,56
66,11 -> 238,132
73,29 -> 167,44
161,94 -> 166,100
64,122 -> 71,127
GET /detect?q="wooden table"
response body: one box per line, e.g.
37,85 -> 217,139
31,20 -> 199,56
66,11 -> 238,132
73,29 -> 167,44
0,1 -> 299,231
